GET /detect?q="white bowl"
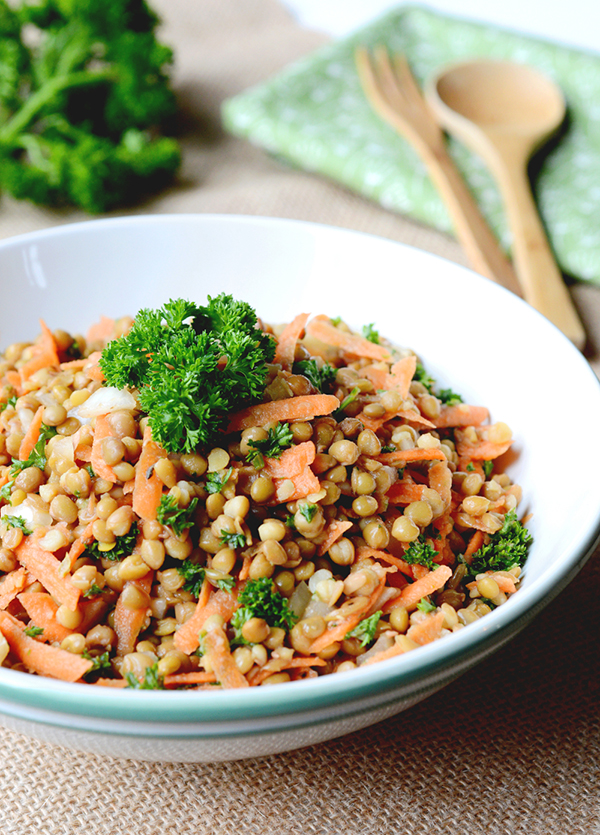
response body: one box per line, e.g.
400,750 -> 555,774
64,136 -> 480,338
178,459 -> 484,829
0,214 -> 598,763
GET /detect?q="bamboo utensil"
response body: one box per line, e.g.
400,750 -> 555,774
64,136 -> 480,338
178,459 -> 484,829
425,59 -> 585,349
355,46 -> 522,297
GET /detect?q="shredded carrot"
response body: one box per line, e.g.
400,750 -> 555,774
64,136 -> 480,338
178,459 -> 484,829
86,315 -> 115,345
433,404 -> 489,428
78,595 -> 110,634
305,315 -> 391,361
387,481 -> 425,505
406,610 -> 446,645
113,571 -> 154,656
307,574 -> 386,655
19,320 -> 60,383
317,520 -> 353,556
494,574 -> 517,594
464,530 -> 485,560
0,567 -> 29,610
377,448 -> 447,465
95,678 -> 127,688
174,585 -> 238,655
396,565 -> 452,611
90,415 -> 119,484
15,533 -> 80,611
203,625 -> 249,688
274,312 -> 310,371
271,470 -> 322,504
164,671 -> 217,687
131,424 -> 166,522
247,656 -> 326,686
0,610 -> 92,682
238,554 -> 252,582
388,355 -> 417,398
5,370 -> 23,395
227,394 -> 339,433
18,405 -> 44,462
362,641 -> 407,665
428,460 -> 452,509
262,441 -> 316,479
357,545 -> 414,577
457,439 -> 513,462
60,521 -> 94,575
17,591 -> 74,643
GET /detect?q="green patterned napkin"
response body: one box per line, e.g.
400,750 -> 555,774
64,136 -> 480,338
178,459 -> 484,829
222,4 -> 600,284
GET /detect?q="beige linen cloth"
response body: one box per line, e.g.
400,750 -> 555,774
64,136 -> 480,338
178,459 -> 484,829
2,2 -> 600,833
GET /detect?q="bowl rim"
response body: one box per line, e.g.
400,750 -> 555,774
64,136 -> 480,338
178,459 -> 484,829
0,212 -> 599,727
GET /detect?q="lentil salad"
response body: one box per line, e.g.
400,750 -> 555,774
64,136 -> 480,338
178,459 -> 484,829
0,299 -> 531,689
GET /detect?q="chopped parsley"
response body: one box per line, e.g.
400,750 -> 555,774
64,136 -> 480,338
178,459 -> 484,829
466,462 -> 475,472
84,523 -> 138,562
220,531 -> 246,550
470,510 -> 532,574
205,467 -> 233,495
82,649 -> 112,675
246,422 -> 294,469
403,534 -> 438,570
231,577 -> 297,644
3,514 -> 32,535
482,460 -> 494,478
100,296 -> 276,453
299,503 -> 318,523
292,359 -> 337,393
125,662 -> 164,690
24,625 -> 44,638
345,611 -> 381,647
362,323 -> 380,344
413,362 -> 435,393
416,598 -> 437,614
381,444 -> 396,453
10,423 -> 57,475
333,385 -> 360,420
83,583 -> 106,598
156,494 -> 199,536
0,395 -> 17,412
85,464 -> 96,479
177,560 -> 205,597
438,387 -> 464,406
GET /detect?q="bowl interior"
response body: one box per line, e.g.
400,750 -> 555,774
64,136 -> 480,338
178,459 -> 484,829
1,214 -> 599,720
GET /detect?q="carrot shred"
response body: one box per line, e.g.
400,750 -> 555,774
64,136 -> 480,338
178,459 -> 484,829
86,315 -> 115,345
131,424 -> 166,522
0,610 -> 92,682
0,567 -> 29,610
5,370 -> 23,395
396,565 -> 452,611
164,671 -> 217,687
247,656 -> 326,686
95,678 -> 127,688
377,448 -> 447,464
362,641 -> 408,666
238,554 -> 252,582
305,315 -> 391,361
174,585 -> 238,655
433,404 -> 489,428
464,530 -> 485,560
18,405 -> 45,462
389,355 -> 417,398
271,470 -> 322,504
387,481 -> 425,505
113,570 -> 154,656
262,441 -> 316,479
17,591 -> 74,643
19,320 -> 60,383
307,574 -> 386,655
357,545 -> 414,578
90,415 -> 119,484
203,625 -> 249,688
317,520 -> 353,556
15,533 -> 80,611
227,394 -> 339,433
428,460 -> 452,509
274,313 -> 310,371
406,610 -> 446,645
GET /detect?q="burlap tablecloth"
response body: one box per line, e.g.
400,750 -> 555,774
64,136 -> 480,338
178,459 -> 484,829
2,2 -> 600,832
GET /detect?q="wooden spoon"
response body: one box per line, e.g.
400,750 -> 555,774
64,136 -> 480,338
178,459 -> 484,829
426,59 -> 585,349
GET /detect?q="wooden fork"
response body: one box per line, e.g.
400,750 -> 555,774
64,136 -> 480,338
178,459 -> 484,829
355,46 -> 522,296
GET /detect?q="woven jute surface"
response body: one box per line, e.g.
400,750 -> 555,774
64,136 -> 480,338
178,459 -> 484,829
1,1 -> 600,832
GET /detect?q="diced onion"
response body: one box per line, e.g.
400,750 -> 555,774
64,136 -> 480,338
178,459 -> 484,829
70,387 -> 136,420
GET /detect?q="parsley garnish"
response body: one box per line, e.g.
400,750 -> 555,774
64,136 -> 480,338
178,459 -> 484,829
470,510 -> 532,574
220,531 -> 246,549
125,662 -> 164,690
3,515 -> 32,535
346,611 -> 381,647
292,359 -> 337,393
10,423 -> 57,475
85,464 -> 95,479
381,444 -> 396,453
333,386 -> 360,420
156,494 -> 198,536
362,323 -> 380,344
413,363 -> 435,393
246,423 -> 293,469
466,462 -> 475,472
177,560 -> 206,598
438,388 -> 463,406
0,481 -> 13,501
24,625 -> 44,637
205,467 -> 233,495
482,460 -> 494,478
82,649 -> 112,675
100,296 -> 276,453
84,523 -> 138,562
299,503 -> 318,523
0,395 -> 17,412
403,534 -> 438,570
83,583 -> 106,598
231,577 -> 297,645
416,599 -> 437,614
